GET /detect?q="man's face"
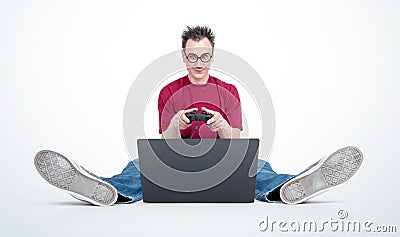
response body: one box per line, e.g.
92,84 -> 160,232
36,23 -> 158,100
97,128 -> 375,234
182,38 -> 213,82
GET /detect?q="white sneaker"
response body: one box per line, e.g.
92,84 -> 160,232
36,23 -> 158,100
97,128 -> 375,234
280,146 -> 363,204
34,150 -> 118,206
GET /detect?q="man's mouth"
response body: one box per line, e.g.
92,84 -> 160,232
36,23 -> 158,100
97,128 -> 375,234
194,67 -> 205,73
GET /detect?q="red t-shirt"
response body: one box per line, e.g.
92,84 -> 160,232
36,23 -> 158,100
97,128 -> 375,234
158,75 -> 242,138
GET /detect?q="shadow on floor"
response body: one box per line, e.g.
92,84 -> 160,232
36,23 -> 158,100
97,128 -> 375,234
46,201 -> 94,206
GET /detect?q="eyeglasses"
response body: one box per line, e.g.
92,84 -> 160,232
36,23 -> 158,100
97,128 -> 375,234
184,50 -> 213,63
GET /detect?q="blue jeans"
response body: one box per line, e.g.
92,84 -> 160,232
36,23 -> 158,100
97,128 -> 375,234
100,159 -> 294,204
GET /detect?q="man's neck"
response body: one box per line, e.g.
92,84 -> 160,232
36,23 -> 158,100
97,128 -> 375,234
188,74 -> 209,85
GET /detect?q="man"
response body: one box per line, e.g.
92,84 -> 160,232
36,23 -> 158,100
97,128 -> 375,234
34,26 -> 363,206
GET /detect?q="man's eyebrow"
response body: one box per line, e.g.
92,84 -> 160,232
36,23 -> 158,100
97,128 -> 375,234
184,46 -> 213,50
184,48 -> 213,53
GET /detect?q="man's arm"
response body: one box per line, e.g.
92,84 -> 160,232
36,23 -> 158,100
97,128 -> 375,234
218,126 -> 241,138
202,107 -> 241,139
161,108 -> 198,139
161,125 -> 181,139
205,84 -> 243,138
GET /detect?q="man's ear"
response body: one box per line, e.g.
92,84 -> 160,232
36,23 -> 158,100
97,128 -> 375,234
181,49 -> 186,63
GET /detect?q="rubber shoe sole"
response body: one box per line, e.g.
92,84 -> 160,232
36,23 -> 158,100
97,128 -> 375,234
34,150 -> 118,206
280,146 -> 363,204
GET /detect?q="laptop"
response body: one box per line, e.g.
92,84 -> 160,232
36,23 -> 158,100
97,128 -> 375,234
137,138 -> 259,203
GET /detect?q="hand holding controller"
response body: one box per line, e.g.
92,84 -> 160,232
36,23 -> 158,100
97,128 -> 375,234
185,111 -> 213,124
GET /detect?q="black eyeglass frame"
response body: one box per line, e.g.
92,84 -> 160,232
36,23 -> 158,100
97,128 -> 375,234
183,49 -> 214,63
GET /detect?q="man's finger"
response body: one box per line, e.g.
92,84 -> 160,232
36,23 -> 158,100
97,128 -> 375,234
183,108 -> 197,123
201,107 -> 214,114
185,108 -> 198,113
214,124 -> 224,130
206,113 -> 221,124
178,110 -> 189,123
182,115 -> 190,124
179,119 -> 189,129
179,115 -> 189,125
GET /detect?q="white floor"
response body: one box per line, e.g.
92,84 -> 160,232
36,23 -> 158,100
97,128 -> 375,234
1,145 -> 399,237
3,192 -> 398,237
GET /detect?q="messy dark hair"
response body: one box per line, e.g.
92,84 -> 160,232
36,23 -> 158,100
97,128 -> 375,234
181,26 -> 215,48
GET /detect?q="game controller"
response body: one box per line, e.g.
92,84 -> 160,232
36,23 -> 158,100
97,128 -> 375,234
185,111 -> 213,124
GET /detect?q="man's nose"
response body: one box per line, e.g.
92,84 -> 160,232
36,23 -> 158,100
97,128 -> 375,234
193,60 -> 203,67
